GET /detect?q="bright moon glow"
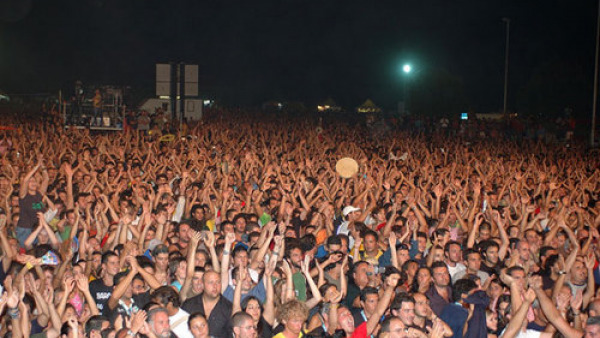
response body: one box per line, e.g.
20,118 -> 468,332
403,64 -> 412,73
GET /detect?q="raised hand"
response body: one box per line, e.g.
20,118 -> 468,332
114,314 -> 124,331
273,235 -> 283,248
204,231 -> 216,248
67,316 -> 78,330
330,288 -> 343,304
64,163 -> 74,178
433,184 -> 443,197
429,318 -> 445,338
63,276 -> 76,294
237,265 -> 248,284
341,254 -> 349,270
130,310 -> 147,334
571,289 -> 583,312
556,291 -> 570,312
282,260 -> 293,278
225,232 -> 236,245
300,255 -> 311,276
585,253 -> 596,270
190,230 -> 202,245
474,213 -> 484,227
6,290 -> 19,308
75,276 -> 90,293
524,288 -> 536,303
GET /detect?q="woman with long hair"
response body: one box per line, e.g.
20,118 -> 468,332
410,267 -> 433,294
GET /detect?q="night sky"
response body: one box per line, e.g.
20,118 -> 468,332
0,0 -> 597,115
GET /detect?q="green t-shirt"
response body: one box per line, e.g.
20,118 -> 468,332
59,225 -> 72,241
292,271 -> 307,301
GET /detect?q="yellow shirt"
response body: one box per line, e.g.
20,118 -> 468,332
360,249 -> 383,266
273,332 -> 303,338
206,219 -> 216,232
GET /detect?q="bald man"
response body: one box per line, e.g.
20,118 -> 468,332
181,270 -> 233,338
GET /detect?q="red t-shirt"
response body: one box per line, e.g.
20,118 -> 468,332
350,322 -> 367,338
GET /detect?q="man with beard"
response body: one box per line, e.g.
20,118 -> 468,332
479,241 -> 505,277
444,241 -> 465,282
426,262 -> 453,316
151,286 -> 193,338
147,307 -> 175,338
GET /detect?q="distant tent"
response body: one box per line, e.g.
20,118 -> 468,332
0,89 -> 9,102
262,100 -> 283,112
357,99 -> 381,113
317,98 -> 342,112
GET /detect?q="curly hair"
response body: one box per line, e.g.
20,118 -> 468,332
276,299 -> 309,323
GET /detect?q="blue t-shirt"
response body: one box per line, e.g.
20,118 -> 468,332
439,303 -> 468,338
223,277 -> 266,303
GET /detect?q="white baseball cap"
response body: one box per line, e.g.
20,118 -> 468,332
343,206 -> 361,217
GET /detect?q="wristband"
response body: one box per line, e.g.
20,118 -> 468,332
7,308 -> 19,319
223,250 -> 230,256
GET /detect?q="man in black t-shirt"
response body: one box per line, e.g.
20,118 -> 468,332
89,251 -> 120,315
16,160 -> 48,246
181,270 -> 233,338
105,268 -> 150,324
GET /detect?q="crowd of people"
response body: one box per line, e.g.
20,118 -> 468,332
0,109 -> 598,338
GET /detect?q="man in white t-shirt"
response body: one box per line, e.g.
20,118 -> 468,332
337,205 -> 362,248
444,241 -> 465,282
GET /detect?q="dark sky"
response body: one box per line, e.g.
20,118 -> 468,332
0,0 -> 597,113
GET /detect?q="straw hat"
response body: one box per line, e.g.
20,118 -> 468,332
335,157 -> 359,178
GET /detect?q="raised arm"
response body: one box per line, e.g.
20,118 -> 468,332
500,288 -> 536,338
75,275 -> 100,316
495,210 -> 510,260
180,231 -> 201,301
131,256 -> 162,291
221,232 -> 235,293
231,265 -> 246,316
250,222 -> 275,270
530,275 -> 583,338
583,253 -> 596,309
204,230 -> 221,272
64,163 -> 75,209
366,277 -> 398,336
301,256 -> 322,309
19,162 -> 41,198
107,261 -> 137,310
262,261 -> 276,326
389,232 -> 399,269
